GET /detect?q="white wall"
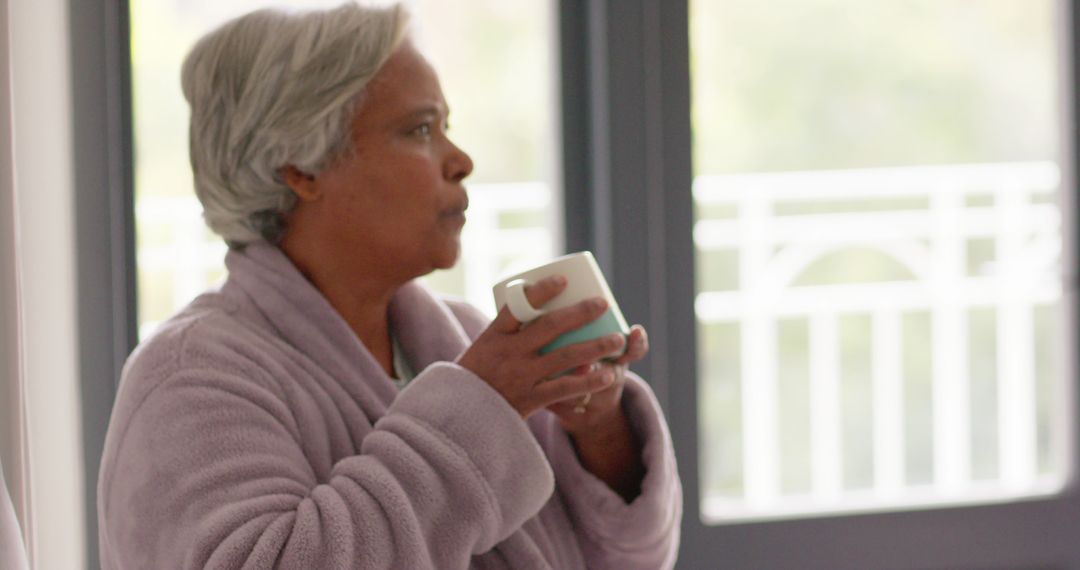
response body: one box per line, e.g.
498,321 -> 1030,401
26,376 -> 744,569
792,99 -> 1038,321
8,0 -> 87,566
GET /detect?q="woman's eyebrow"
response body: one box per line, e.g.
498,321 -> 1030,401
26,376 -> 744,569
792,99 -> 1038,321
400,103 -> 447,122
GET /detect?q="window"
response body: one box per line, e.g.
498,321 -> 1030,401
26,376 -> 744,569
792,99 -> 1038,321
557,0 -> 1080,567
131,0 -> 559,336
691,0 -> 1068,523
99,0 -> 1080,567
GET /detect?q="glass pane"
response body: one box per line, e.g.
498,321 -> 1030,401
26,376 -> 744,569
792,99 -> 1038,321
690,0 -> 1068,522
131,0 -> 559,337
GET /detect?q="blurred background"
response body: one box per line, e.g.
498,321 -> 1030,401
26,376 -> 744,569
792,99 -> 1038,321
1,0 -> 1071,568
133,0 -> 1067,525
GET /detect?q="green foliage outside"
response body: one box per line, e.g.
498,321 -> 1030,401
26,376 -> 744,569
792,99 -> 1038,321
691,0 -> 1059,175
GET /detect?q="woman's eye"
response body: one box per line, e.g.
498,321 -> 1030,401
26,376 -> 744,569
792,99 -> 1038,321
413,123 -> 432,137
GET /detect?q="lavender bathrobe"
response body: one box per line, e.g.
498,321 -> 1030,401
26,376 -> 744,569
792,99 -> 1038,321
98,242 -> 681,569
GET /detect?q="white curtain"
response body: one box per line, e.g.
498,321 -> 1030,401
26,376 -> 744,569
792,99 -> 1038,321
0,460 -> 29,570
3,0 -> 89,566
0,0 -> 31,565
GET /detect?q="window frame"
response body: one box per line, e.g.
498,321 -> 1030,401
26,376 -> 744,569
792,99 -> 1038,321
78,0 -> 1080,567
69,0 -> 138,566
559,0 -> 1080,568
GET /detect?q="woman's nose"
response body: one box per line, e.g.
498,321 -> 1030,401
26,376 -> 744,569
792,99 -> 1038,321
444,139 -> 473,183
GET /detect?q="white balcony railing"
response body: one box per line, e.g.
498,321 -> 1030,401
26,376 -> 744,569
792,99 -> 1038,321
694,161 -> 1068,522
135,182 -> 556,337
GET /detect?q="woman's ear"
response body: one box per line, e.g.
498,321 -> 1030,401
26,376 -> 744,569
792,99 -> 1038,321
281,165 -> 320,202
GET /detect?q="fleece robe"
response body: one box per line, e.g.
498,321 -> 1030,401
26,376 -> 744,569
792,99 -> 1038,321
97,242 -> 681,569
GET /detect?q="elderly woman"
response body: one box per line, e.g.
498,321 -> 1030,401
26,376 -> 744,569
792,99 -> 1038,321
97,3 -> 681,569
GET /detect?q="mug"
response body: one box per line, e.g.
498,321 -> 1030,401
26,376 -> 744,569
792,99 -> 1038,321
492,251 -> 631,355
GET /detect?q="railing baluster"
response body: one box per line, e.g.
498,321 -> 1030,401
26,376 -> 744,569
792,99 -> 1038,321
997,185 -> 1037,489
461,186 -> 500,307
742,316 -> 779,506
931,189 -> 970,494
810,312 -> 841,502
873,309 -> 904,495
741,195 -> 780,506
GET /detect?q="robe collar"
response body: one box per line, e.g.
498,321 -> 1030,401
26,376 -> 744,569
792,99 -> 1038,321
224,241 -> 473,399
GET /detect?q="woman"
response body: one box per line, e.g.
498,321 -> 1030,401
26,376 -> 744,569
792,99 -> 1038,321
98,3 -> 681,568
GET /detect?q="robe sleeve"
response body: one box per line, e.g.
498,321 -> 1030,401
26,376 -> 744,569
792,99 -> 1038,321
529,375 -> 682,569
445,297 -> 683,569
98,324 -> 554,570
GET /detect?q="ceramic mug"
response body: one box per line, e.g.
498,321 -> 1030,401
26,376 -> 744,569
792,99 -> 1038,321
492,251 -> 630,355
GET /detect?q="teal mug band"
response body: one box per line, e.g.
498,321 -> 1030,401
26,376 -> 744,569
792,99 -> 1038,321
539,308 -> 630,355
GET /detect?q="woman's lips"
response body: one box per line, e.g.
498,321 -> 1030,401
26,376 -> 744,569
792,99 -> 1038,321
441,194 -> 468,225
441,197 -> 468,219
440,207 -> 467,227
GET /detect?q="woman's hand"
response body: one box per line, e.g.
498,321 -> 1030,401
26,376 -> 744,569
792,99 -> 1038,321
544,324 -> 649,435
546,325 -> 650,502
456,276 -> 627,419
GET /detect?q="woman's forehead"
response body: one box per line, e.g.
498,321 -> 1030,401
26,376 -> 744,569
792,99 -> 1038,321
359,42 -> 446,119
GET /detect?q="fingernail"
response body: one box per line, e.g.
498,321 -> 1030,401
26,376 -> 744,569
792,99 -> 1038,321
552,275 -> 567,286
592,298 -> 608,311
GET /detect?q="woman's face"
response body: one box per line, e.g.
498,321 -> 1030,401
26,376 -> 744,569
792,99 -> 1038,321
286,41 -> 473,280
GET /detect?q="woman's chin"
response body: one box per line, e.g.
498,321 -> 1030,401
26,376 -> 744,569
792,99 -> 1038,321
413,240 -> 460,276
433,245 -> 461,271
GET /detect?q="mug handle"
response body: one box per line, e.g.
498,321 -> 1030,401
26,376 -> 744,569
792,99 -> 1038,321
504,279 -> 544,322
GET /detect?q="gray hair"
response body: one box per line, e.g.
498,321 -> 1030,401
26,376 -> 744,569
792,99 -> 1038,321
181,2 -> 410,245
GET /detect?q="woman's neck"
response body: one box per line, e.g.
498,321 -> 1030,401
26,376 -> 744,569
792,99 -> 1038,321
279,237 -> 402,377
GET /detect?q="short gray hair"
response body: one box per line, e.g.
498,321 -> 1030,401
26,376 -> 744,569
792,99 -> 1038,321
181,2 -> 409,245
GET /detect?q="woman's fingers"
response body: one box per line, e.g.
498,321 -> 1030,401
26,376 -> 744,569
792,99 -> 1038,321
520,297 -> 610,347
612,325 -> 648,365
535,332 -> 626,379
491,275 -> 568,333
492,274 -> 617,353
468,279 -> 642,419
525,275 -> 567,308
533,366 -> 615,407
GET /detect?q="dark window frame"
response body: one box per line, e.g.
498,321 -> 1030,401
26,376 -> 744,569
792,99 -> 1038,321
69,0 -> 137,566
